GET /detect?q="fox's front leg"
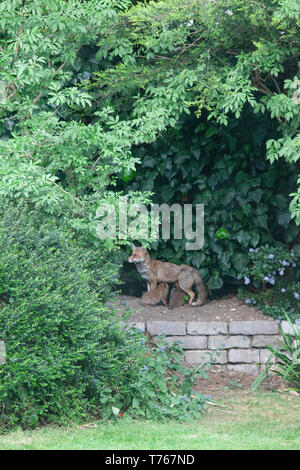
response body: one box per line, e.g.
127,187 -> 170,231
148,278 -> 157,291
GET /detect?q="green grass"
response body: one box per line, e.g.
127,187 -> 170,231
1,391 -> 300,450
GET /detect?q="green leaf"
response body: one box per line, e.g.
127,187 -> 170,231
208,272 -> 223,289
142,155 -> 156,168
204,126 -> 218,138
174,151 -> 190,165
248,189 -> 263,204
254,214 -> 268,229
277,211 -> 291,226
215,227 -> 229,239
236,230 -> 252,246
251,231 -> 260,247
232,252 -> 249,272
242,204 -> 252,216
293,244 -> 300,256
121,168 -> 136,183
271,194 -> 288,209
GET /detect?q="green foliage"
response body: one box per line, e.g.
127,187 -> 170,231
0,201 -> 134,431
0,268 -> 7,297
251,314 -> 300,391
1,0 -> 299,236
96,328 -> 214,422
93,0 -> 300,222
236,244 -> 300,321
0,0 -> 180,243
122,112 -> 299,293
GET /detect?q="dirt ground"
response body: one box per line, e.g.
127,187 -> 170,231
192,366 -> 293,400
109,293 -> 273,322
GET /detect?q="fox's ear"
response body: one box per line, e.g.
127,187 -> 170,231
130,242 -> 136,250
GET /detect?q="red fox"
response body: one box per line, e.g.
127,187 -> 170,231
141,282 -> 169,306
128,244 -> 206,306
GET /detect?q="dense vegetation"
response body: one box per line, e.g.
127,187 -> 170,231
0,0 -> 299,429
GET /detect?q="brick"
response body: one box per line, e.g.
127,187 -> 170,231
0,341 -> 5,364
229,349 -> 260,363
164,335 -> 207,350
147,321 -> 186,336
227,364 -> 259,375
185,350 -> 227,365
208,335 -> 251,350
229,321 -> 279,335
252,335 -> 281,348
187,321 -> 227,335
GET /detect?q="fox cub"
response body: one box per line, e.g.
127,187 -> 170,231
141,282 -> 187,308
141,282 -> 169,306
168,282 -> 187,309
128,244 -> 206,307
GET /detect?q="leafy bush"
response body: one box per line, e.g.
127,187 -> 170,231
251,315 -> 300,391
237,244 -> 300,321
93,328 -> 215,422
0,201 -> 129,431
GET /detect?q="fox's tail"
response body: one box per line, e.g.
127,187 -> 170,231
180,265 -> 207,306
192,273 -> 207,306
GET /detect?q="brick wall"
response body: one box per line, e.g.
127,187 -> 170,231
129,320 -> 298,374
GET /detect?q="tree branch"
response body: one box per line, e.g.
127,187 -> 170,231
267,73 -> 281,94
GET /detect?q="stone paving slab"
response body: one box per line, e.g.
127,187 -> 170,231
229,320 -> 279,335
252,335 -> 282,348
164,335 -> 207,350
147,321 -> 186,336
187,322 -> 227,335
208,335 -> 251,350
185,350 -> 227,365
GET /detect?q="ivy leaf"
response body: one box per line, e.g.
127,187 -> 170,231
248,189 -> 263,204
174,151 -> 190,165
254,214 -> 268,229
142,155 -> 155,168
271,194 -> 288,209
207,274 -> 223,290
232,252 -> 249,272
277,211 -> 291,225
236,230 -> 252,246
251,231 -> 260,247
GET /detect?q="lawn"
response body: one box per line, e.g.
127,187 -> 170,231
1,390 -> 299,450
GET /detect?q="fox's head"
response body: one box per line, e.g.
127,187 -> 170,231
159,282 -> 169,293
128,243 -> 148,264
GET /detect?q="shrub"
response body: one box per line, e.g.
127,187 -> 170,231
0,201 -> 126,431
236,244 -> 300,321
92,328 -> 215,422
